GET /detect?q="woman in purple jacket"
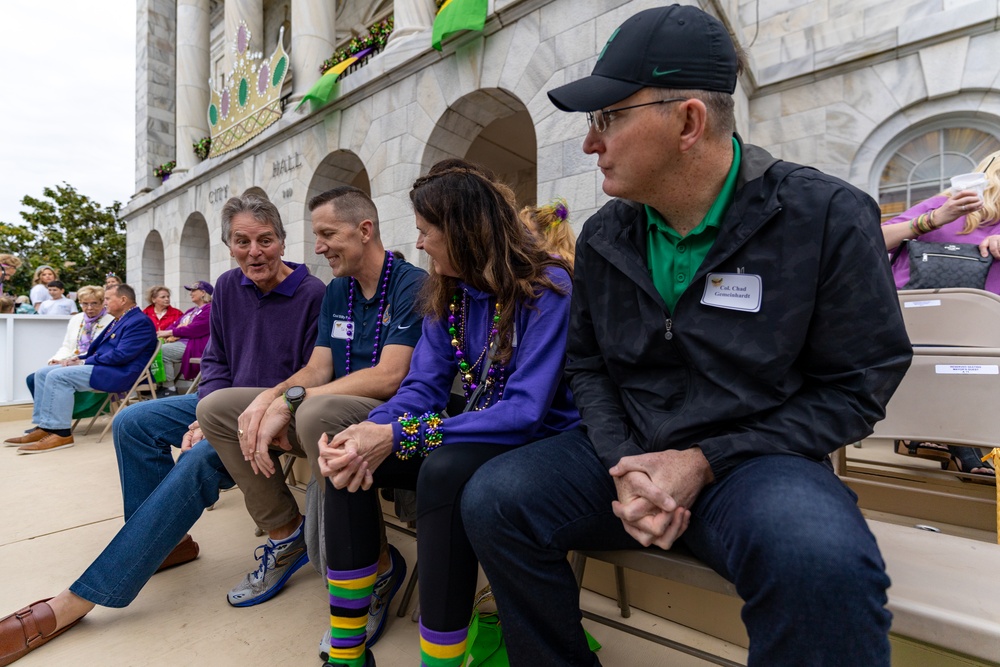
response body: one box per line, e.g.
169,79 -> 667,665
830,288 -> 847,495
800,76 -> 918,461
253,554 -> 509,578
881,151 -> 999,480
317,161 -> 579,667
156,280 -> 213,397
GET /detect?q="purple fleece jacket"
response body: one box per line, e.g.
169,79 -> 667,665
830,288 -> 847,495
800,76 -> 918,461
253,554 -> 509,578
198,262 -> 326,399
367,266 -> 580,449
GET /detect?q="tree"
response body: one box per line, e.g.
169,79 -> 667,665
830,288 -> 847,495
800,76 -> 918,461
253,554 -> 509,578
0,183 -> 125,297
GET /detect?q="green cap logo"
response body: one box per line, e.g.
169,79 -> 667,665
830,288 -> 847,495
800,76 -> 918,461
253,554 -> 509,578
598,27 -> 620,61
652,67 -> 681,77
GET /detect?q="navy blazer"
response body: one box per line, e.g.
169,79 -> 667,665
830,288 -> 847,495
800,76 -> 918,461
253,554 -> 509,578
81,307 -> 158,393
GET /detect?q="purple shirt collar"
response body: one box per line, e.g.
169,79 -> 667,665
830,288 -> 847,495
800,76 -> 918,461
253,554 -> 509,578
240,261 -> 310,299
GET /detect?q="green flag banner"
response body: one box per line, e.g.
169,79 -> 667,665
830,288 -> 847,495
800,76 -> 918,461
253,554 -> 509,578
432,0 -> 488,51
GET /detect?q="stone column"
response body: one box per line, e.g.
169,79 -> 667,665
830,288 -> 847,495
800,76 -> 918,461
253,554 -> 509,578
175,0 -> 211,173
225,0 -> 264,73
388,0 -> 437,44
290,0 -> 337,103
135,0 -> 176,195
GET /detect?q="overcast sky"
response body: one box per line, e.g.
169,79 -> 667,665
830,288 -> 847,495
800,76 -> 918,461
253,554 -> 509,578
0,2 -> 135,227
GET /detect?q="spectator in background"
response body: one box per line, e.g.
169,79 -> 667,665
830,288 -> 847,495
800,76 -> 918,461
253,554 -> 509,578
37,280 -> 78,316
30,265 -> 58,311
0,296 -> 13,314
104,273 -> 122,289
0,253 -> 22,297
14,296 -> 35,314
520,197 -> 577,268
4,283 -> 156,454
157,281 -> 213,397
25,286 -> 113,397
143,286 -> 183,332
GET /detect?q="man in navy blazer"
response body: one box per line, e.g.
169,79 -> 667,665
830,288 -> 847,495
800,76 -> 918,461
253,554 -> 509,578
5,283 -> 157,454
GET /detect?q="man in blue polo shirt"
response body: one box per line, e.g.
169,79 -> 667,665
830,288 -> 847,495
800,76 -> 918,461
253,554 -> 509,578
199,186 -> 426,650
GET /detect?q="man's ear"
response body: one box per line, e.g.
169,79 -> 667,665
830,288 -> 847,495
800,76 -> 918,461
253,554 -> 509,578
678,98 -> 708,153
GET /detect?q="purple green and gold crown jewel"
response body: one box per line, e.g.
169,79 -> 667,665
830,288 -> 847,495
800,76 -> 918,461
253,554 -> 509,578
207,21 -> 289,158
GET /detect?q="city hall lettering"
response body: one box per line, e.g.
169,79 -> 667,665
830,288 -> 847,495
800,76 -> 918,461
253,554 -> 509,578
273,153 -> 302,177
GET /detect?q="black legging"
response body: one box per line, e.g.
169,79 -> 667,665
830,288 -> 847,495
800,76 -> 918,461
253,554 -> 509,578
324,442 -> 511,631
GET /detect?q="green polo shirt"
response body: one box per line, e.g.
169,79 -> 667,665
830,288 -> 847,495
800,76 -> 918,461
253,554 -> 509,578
646,138 -> 741,313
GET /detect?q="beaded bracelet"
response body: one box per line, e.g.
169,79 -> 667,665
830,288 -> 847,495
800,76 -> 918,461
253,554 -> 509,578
421,412 -> 443,455
397,413 -> 420,460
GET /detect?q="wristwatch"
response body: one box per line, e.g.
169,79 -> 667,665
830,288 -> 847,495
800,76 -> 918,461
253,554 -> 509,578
283,385 -> 307,415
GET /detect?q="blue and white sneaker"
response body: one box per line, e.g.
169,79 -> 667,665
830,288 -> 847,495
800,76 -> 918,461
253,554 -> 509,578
319,544 -> 407,661
228,529 -> 309,607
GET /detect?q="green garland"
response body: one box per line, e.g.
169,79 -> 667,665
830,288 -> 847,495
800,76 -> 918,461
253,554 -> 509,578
320,16 -> 395,74
153,161 -> 175,179
193,137 -> 212,161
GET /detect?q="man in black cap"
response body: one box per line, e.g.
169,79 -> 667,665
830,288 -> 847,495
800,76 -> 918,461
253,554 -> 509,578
462,5 -> 911,665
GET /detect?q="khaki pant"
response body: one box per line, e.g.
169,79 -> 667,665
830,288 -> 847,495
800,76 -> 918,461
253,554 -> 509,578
197,387 -> 383,532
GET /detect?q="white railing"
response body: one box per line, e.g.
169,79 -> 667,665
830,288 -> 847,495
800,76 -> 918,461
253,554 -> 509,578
0,314 -> 72,406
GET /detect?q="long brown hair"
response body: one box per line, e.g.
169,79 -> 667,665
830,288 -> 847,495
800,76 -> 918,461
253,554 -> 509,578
410,160 -> 571,364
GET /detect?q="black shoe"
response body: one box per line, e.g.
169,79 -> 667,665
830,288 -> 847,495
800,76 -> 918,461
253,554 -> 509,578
158,387 -> 179,398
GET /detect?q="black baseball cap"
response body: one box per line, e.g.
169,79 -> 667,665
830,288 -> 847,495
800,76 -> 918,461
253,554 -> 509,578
548,4 -> 739,112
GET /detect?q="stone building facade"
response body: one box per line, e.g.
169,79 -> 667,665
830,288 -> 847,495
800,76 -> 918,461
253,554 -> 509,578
124,0 -> 1000,296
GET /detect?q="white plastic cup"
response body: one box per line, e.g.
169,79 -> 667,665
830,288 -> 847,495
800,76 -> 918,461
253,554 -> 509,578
950,172 -> 988,200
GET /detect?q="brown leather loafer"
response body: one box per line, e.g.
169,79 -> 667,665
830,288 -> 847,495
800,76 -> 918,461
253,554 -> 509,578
17,434 -> 74,455
3,429 -> 45,446
0,598 -> 81,666
156,534 -> 200,573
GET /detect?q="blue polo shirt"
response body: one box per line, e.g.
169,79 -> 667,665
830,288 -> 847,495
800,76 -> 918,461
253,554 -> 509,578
316,255 -> 427,379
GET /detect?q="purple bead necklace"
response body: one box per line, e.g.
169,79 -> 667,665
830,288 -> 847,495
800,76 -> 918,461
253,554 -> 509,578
449,289 -> 506,408
344,251 -> 393,375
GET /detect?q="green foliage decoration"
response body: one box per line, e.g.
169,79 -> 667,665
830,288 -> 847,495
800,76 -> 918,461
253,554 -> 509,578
320,17 -> 395,74
153,161 -> 175,179
0,183 -> 126,297
193,137 -> 212,160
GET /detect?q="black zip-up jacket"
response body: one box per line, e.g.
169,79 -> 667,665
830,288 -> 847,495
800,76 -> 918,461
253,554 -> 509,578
566,141 -> 913,480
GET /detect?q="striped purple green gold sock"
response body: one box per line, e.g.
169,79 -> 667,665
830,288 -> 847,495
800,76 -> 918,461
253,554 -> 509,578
419,620 -> 467,667
327,562 -> 378,666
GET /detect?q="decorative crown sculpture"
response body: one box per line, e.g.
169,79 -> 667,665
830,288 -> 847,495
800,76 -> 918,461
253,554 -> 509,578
207,21 -> 289,158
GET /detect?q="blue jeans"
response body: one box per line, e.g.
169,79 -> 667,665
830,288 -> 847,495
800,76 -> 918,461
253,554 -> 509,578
30,364 -> 94,430
70,440 -> 234,607
113,394 -> 199,519
462,429 -> 892,667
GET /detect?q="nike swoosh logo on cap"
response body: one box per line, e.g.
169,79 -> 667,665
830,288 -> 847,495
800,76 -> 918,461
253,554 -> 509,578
652,67 -> 681,77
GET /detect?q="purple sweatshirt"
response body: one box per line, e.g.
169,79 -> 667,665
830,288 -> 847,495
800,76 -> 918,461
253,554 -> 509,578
198,262 -> 326,398
171,302 -> 211,379
885,195 -> 1000,294
368,266 -> 580,449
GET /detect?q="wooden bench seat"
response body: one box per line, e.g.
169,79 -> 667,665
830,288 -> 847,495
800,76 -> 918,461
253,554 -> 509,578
577,519 -> 1000,664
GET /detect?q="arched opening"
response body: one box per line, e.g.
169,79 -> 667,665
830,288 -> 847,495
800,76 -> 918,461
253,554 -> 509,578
876,121 -> 1000,220
242,185 -> 271,200
141,230 -> 165,301
423,88 -> 537,208
304,150 -> 371,282
180,213 -> 212,291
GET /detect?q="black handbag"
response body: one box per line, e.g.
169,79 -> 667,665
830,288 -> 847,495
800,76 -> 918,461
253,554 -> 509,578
892,239 -> 993,290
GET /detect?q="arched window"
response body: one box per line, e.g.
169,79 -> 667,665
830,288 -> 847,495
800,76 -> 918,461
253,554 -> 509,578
878,125 -> 1000,220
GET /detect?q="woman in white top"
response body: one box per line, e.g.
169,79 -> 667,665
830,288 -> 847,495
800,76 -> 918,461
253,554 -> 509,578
29,265 -> 58,311
47,286 -> 113,363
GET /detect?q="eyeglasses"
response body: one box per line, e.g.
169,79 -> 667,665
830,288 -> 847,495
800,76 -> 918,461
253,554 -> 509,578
585,97 -> 689,133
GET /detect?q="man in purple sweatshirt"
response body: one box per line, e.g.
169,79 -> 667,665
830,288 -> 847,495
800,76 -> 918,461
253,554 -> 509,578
0,192 -> 326,665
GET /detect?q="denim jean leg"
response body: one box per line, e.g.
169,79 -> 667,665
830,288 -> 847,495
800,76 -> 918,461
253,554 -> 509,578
113,394 -> 199,520
70,439 -> 235,607
680,455 -> 892,667
26,372 -> 34,398
463,429 -> 637,667
30,364 -> 63,425
36,365 -> 94,430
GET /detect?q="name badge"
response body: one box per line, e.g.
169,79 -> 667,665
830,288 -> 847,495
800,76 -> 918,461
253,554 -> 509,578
332,319 -> 354,341
700,273 -> 762,313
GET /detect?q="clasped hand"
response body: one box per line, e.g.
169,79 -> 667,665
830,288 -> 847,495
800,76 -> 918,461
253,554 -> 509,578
317,421 -> 394,492
609,448 -> 713,550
